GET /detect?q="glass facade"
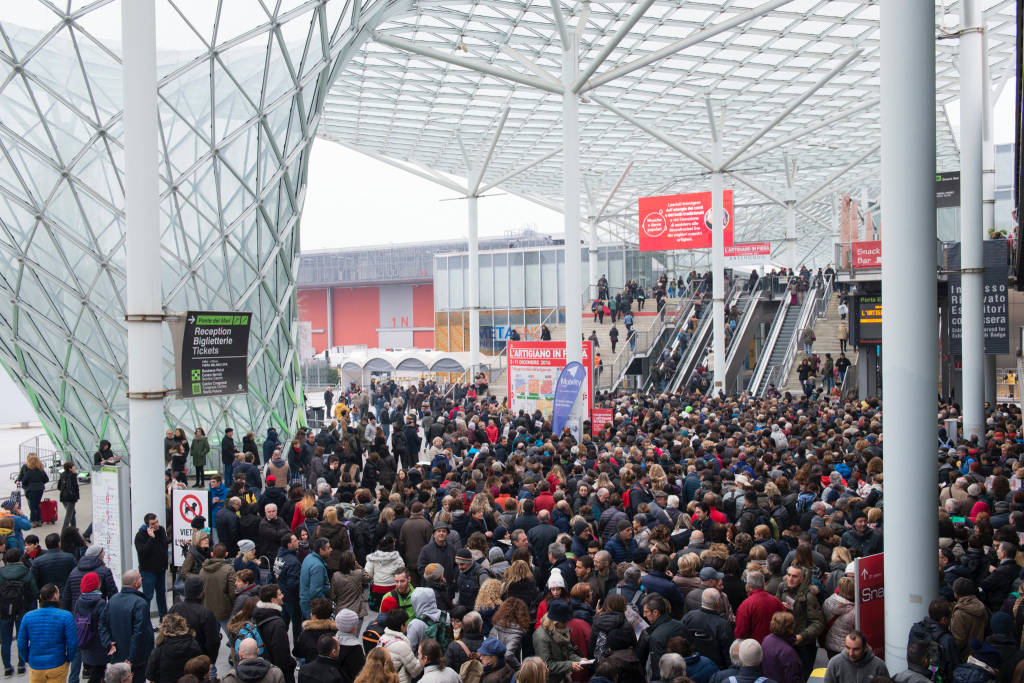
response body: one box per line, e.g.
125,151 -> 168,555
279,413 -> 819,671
0,3 -> 348,459
433,244 -> 655,353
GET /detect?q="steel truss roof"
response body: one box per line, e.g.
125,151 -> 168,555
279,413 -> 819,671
321,0 -> 1018,266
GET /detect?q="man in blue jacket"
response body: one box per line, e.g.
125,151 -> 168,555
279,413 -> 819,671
17,583 -> 77,681
604,519 -> 638,564
102,570 -> 154,680
641,553 -> 684,618
273,533 -> 302,642
299,538 -> 331,619
29,534 -> 76,595
63,546 -> 118,612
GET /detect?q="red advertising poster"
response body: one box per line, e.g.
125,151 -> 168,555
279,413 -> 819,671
855,553 -> 884,659
638,190 -> 735,251
724,241 -> 771,266
506,342 -> 593,426
852,240 -> 881,269
592,408 -> 614,434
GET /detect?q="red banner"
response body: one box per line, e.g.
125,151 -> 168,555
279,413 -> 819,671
854,553 -> 884,659
639,191 -> 734,251
724,241 -> 771,266
591,408 -> 614,434
852,240 -> 881,269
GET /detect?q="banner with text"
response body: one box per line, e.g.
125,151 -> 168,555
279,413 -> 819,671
947,240 -> 1010,355
638,190 -> 735,251
854,553 -> 885,659
591,408 -> 614,434
724,242 -> 771,267
507,341 -> 593,429
552,362 -> 587,440
852,240 -> 881,269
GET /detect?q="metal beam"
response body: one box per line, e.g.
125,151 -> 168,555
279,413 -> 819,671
727,170 -> 832,233
573,0 -> 658,93
798,144 -> 879,207
373,32 -> 563,94
470,105 -> 511,194
596,161 -> 634,221
478,147 -> 562,194
344,144 -> 467,195
581,0 -> 795,93
550,0 -> 570,48
721,49 -> 863,170
591,94 -> 713,170
500,44 -> 560,85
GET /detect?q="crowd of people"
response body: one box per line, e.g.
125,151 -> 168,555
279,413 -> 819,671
3,371 -> 1024,683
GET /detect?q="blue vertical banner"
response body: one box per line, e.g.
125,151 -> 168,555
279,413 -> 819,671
552,361 -> 586,438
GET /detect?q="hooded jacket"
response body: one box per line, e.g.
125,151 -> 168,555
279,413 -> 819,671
378,627 -> 422,683
777,580 -> 824,643
74,590 -> 111,667
0,561 -> 38,611
145,618 -> 203,683
365,549 -> 405,588
224,657 -> 286,683
200,557 -> 236,621
168,587 -> 221,660
253,601 -> 295,683
950,595 -> 988,658
823,649 -> 890,683
406,587 -> 444,652
262,429 -> 282,465
63,553 -> 118,610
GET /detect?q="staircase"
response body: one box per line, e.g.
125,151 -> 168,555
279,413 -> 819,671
780,293 -> 859,393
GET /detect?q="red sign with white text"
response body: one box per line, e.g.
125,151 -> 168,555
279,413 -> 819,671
725,242 -> 771,266
591,408 -> 614,434
855,553 -> 884,659
852,240 -> 881,269
639,191 -> 735,251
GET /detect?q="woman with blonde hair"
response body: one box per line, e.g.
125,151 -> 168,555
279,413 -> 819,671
501,559 -> 539,609
290,490 -> 317,532
315,506 -> 350,572
517,657 -> 548,683
673,553 -> 703,595
475,578 -> 504,634
821,576 -> 856,658
354,648 -> 400,683
532,603 -> 581,683
16,453 -> 49,526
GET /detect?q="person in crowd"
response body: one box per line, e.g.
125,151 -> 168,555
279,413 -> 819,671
253,584 -> 295,683
57,462 -> 80,530
169,577 -> 222,680
145,613 -> 203,683
133,512 -> 170,620
102,571 -> 153,679
823,631 -> 889,683
17,583 -> 76,681
0,548 -> 37,676
777,564 -> 823,680
223,638 -> 285,683
16,454 -> 49,527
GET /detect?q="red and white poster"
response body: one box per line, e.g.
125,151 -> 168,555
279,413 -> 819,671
854,553 -> 884,659
639,190 -> 734,251
852,240 -> 881,269
507,341 -> 593,427
725,242 -> 771,266
591,408 -> 614,434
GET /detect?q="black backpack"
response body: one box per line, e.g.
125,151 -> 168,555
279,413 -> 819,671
908,619 -> 950,683
0,578 -> 26,619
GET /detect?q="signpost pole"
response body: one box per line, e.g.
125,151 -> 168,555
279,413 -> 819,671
711,140 -> 725,393
122,0 -> 167,547
960,0 -> 985,440
562,26 -> 582,366
881,0 -> 938,670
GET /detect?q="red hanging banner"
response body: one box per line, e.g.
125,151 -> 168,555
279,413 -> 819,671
638,190 -> 735,251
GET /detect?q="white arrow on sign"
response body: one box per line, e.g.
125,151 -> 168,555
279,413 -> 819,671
861,569 -> 869,579
188,315 -> 195,324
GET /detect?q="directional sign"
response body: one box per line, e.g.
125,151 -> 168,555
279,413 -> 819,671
854,553 -> 884,659
179,311 -> 252,398
172,489 -> 208,566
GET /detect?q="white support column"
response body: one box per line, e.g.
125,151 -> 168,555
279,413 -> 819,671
982,22 -> 997,405
122,0 -> 167,546
785,193 -> 798,271
588,219 -> 599,301
960,0 -> 985,441
881,0 -> 938,672
468,196 -> 480,374
562,31 -> 582,365
711,140 -> 726,394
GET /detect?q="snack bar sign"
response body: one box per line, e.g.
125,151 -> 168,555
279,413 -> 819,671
180,311 -> 252,398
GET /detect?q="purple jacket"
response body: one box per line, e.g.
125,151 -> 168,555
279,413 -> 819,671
760,634 -> 803,683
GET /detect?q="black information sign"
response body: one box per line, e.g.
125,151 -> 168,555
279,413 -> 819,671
947,241 -> 1009,355
936,171 -> 961,209
856,295 -> 882,344
180,311 -> 252,398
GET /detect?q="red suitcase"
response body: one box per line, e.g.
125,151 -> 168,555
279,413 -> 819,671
40,499 -> 57,524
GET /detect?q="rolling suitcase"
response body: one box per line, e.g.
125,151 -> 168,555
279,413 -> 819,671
40,499 -> 58,524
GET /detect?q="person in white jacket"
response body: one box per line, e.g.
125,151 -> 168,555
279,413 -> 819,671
378,610 -> 423,683
365,536 -> 406,610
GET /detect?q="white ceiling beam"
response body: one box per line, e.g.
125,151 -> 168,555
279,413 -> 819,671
591,94 -> 713,170
500,44 -> 560,85
721,49 -> 862,170
372,32 -> 563,94
340,143 -> 467,195
573,0 -> 659,93
477,147 -> 562,194
470,105 -> 511,195
580,0 -> 796,93
595,161 -> 634,221
549,0 -> 570,48
727,170 -> 832,233
730,97 -> 879,167
798,144 -> 879,207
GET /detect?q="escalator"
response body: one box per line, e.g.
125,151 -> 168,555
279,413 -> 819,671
639,284 -> 708,393
747,286 -> 820,396
666,285 -> 740,393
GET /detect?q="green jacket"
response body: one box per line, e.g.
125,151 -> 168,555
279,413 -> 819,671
0,561 -> 40,611
532,623 -> 580,683
191,437 -> 210,467
778,580 -> 824,642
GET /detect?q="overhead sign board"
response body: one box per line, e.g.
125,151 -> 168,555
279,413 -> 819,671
179,311 -> 252,398
936,171 -> 961,209
856,295 -> 882,344
852,240 -> 881,269
638,190 -> 735,251
724,242 -> 771,266
947,241 -> 1010,355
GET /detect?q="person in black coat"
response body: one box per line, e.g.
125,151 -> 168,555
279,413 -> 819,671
258,505 -> 290,562
980,541 -> 1018,611
298,634 -> 342,683
254,584 -> 296,683
30,534 -> 76,591
168,578 -> 221,673
145,613 -> 203,683
402,420 -> 421,469
56,462 -> 79,530
293,599 -> 337,664
63,546 -> 118,611
133,512 -> 170,619
216,498 -> 242,556
222,428 -> 238,483
101,571 -> 154,678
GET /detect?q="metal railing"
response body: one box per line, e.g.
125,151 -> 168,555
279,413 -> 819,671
774,284 -> 826,394
596,296 -> 685,392
14,435 -> 90,491
723,290 -> 764,377
640,283 -> 710,393
668,283 -> 740,393
747,289 -> 793,394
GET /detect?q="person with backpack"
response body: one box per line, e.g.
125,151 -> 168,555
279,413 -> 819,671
63,546 -> 118,613
377,608 -> 422,683
101,570 -> 153,680
17,582 -> 75,679
169,577 -> 222,681
906,599 -> 959,683
253,584 -> 295,683
74,572 -> 110,683
227,597 -> 265,665
0,548 -> 38,676
406,587 -> 452,654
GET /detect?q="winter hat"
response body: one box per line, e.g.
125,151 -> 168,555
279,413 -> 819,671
547,572 -> 566,589
699,566 -> 724,581
478,638 -> 507,657
184,576 -> 204,600
488,547 -> 506,564
238,539 -> 255,554
80,572 -> 100,594
990,611 -> 1014,636
424,563 -> 445,582
738,639 -> 763,667
969,639 -> 1001,670
456,548 -> 473,563
85,545 -> 103,558
266,475 -> 276,484
335,608 -> 360,634
572,520 -> 589,535
547,600 -> 571,623
433,519 -> 450,531
616,519 -> 631,533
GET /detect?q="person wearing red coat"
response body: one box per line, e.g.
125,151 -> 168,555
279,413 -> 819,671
734,572 -> 786,643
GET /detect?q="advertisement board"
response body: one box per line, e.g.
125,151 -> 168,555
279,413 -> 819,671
724,242 -> 771,267
507,341 -> 593,428
592,408 -> 614,434
947,240 -> 1010,355
172,488 -> 208,566
854,553 -> 885,659
638,190 -> 734,251
852,241 -> 881,269
91,467 -> 126,582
